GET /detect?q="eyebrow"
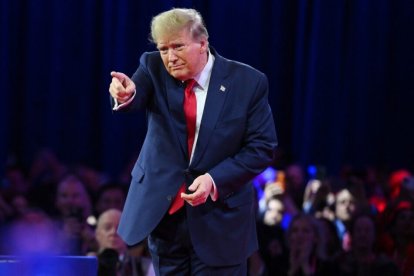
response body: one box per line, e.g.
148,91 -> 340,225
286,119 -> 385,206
157,42 -> 186,49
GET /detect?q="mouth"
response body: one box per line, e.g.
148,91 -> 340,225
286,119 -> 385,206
170,64 -> 184,71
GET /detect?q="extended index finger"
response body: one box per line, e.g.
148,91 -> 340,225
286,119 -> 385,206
110,71 -> 126,82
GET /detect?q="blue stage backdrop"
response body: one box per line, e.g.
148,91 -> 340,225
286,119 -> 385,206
1,0 -> 414,177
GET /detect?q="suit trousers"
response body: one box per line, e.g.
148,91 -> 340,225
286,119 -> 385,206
148,208 -> 247,276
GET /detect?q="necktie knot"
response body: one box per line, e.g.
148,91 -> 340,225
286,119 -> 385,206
185,79 -> 197,94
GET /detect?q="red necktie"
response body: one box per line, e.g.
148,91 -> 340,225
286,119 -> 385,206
168,79 -> 197,215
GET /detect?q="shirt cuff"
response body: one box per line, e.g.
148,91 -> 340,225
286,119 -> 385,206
112,90 -> 136,111
206,173 -> 218,201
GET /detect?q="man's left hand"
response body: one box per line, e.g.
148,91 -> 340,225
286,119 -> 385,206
181,174 -> 213,206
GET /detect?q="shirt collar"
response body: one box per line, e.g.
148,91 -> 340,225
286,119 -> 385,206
193,50 -> 215,91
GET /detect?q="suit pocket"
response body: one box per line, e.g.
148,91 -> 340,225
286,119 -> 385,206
131,164 -> 145,183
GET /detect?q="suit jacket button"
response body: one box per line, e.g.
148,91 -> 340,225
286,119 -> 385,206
167,195 -> 173,201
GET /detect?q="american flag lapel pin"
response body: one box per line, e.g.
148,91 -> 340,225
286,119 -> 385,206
220,85 -> 226,92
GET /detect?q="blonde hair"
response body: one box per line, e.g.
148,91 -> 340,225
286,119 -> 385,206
150,8 -> 209,43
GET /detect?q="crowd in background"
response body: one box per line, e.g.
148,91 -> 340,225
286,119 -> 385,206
1,147 -> 414,276
251,164 -> 414,276
0,148 -> 153,276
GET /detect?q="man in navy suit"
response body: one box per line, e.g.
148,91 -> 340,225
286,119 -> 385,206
109,8 -> 277,275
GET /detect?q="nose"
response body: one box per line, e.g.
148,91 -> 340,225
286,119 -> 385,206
168,49 -> 178,61
109,226 -> 117,235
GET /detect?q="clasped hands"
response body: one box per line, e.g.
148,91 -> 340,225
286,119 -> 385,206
181,174 -> 214,207
288,240 -> 315,276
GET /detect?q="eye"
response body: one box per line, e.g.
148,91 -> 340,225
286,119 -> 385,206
103,223 -> 112,231
174,44 -> 185,51
159,48 -> 168,55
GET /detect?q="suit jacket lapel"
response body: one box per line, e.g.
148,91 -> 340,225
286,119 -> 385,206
166,77 -> 188,159
191,52 -> 229,167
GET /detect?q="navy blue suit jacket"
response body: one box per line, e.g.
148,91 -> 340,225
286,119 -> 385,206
117,48 -> 277,266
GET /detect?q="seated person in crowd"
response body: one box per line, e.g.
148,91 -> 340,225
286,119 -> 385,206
256,194 -> 289,275
286,213 -> 338,276
93,208 -> 154,276
338,213 -> 400,275
54,173 -> 95,255
94,183 -> 126,217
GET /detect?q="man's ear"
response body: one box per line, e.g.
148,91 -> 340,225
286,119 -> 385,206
199,38 -> 208,54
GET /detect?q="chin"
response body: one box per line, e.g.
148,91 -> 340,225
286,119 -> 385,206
170,71 -> 190,81
172,74 -> 186,81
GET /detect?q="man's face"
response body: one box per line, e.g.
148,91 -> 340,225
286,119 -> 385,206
95,210 -> 126,253
96,188 -> 125,215
157,29 -> 208,81
335,189 -> 356,222
264,198 -> 284,226
56,179 -> 90,217
288,218 -> 317,252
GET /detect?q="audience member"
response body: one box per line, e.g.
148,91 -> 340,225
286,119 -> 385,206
333,186 -> 356,244
387,169 -> 412,201
94,183 -> 126,217
332,177 -> 369,250
302,178 -> 334,220
54,174 -> 95,255
93,209 -> 154,276
338,213 -> 400,275
317,217 -> 342,261
74,164 -> 109,195
3,165 -> 30,197
257,170 -> 299,219
28,148 -> 67,187
286,213 -> 338,276
378,199 -> 414,276
256,194 -> 289,275
285,164 -> 306,210
27,148 -> 67,213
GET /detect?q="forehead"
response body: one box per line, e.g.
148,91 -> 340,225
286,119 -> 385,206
58,179 -> 84,194
336,189 -> 353,200
156,29 -> 193,46
98,211 -> 120,226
